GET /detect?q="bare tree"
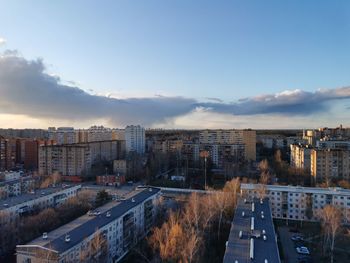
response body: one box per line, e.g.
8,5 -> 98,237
213,191 -> 229,239
320,205 -> 342,263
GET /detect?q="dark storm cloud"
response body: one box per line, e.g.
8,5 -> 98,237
0,51 -> 350,126
198,88 -> 350,115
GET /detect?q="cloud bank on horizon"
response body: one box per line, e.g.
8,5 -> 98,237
0,51 -> 349,128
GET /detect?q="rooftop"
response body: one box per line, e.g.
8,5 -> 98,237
20,187 -> 160,254
223,198 -> 280,263
0,184 -> 80,211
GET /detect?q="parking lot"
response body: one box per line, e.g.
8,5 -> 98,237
278,226 -> 312,263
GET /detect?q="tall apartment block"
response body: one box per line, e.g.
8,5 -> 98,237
199,129 -> 256,161
125,125 -> 145,155
39,140 -> 125,177
48,127 -> 76,145
290,144 -> 312,170
310,148 -> 350,182
16,187 -> 161,263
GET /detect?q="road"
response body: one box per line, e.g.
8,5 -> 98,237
278,226 -> 298,263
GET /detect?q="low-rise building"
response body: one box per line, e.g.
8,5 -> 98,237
16,187 -> 161,263
241,183 -> 350,224
0,184 -> 81,221
223,197 -> 280,263
0,175 -> 35,199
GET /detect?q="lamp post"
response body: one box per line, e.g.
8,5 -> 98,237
200,150 -> 209,190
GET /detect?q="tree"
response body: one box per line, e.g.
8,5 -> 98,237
95,190 -> 111,207
223,177 -> 240,211
320,205 -> 342,263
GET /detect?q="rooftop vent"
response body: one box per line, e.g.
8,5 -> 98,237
106,211 -> 111,218
262,229 -> 266,235
252,203 -> 255,212
263,235 -> 267,241
260,198 -> 263,204
265,260 -> 268,263
149,188 -> 152,192
242,211 -> 245,217
42,232 -> 48,239
65,234 -> 70,243
239,230 -> 243,239
251,217 -> 254,231
131,198 -> 135,203
250,238 -> 254,260
244,198 -> 247,203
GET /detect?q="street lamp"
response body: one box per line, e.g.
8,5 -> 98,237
200,150 -> 209,190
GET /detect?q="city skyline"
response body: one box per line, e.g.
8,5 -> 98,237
1,1 -> 350,128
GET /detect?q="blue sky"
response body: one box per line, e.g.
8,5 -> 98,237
0,1 -> 350,128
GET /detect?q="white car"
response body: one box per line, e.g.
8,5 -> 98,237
296,247 -> 310,255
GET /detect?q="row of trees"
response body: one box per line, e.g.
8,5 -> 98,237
148,178 -> 240,263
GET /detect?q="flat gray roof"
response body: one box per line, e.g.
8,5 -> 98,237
0,184 -> 80,211
21,187 -> 160,254
223,198 -> 281,263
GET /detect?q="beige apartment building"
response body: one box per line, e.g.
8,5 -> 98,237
290,144 -> 312,170
199,129 -> 256,161
310,148 -> 350,182
39,140 -> 125,177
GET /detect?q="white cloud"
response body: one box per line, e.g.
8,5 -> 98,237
0,38 -> 6,46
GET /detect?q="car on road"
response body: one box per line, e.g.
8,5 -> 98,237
296,246 -> 310,255
291,234 -> 304,241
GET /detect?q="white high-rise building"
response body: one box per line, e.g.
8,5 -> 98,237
125,125 -> 145,154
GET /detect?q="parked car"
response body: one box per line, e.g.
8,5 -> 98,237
291,234 -> 304,241
296,247 -> 310,255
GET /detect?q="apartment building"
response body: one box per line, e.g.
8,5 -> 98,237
0,184 -> 81,222
49,127 -> 76,145
0,176 -> 35,199
310,148 -> 350,182
125,125 -> 145,154
199,129 -> 256,161
290,144 -> 312,170
241,183 -> 350,224
16,187 -> 161,263
39,140 -> 125,177
0,136 -> 16,171
223,198 -> 280,263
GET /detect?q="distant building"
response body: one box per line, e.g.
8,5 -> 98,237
39,140 -> 125,177
290,144 -> 312,170
199,129 -> 256,161
96,174 -> 126,186
125,125 -> 145,154
310,148 -> 350,182
16,187 -> 161,263
48,127 -> 76,145
113,159 -> 127,176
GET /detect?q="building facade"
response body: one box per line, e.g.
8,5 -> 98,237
125,125 -> 145,155
199,129 -> 256,161
290,144 -> 312,170
1,184 -> 81,222
310,148 -> 350,182
39,141 -> 125,177
16,187 -> 161,263
241,183 -> 350,224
